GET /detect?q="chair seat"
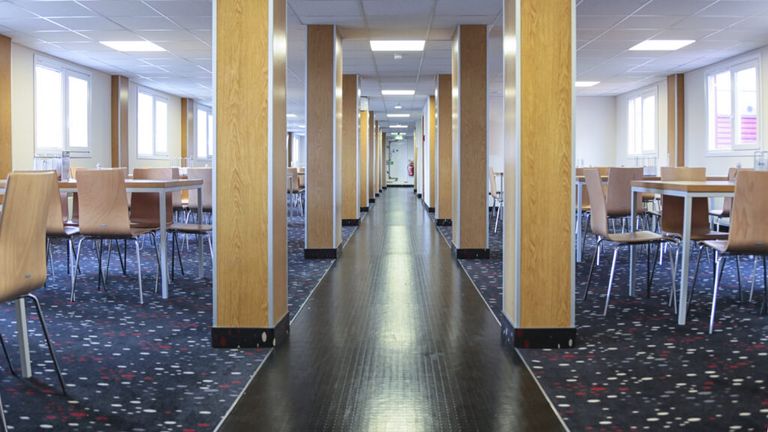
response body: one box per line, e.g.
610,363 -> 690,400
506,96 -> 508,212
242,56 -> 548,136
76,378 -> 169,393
606,230 -> 667,244
709,209 -> 728,218
666,230 -> 729,241
169,223 -> 212,233
48,226 -> 80,238
702,240 -> 728,253
130,220 -> 161,229
81,227 -> 156,239
64,219 -> 79,227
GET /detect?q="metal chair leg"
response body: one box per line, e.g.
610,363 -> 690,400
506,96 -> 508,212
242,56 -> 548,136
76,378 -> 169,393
668,244 -> 678,309
647,243 -> 660,298
0,334 -> 16,377
735,256 -> 743,302
584,239 -> 601,300
134,239 -> 144,304
750,255 -> 759,302
689,244 -> 705,305
603,247 -> 620,316
26,294 -> 66,395
762,256 -> 767,315
71,238 -> 86,302
709,256 -> 725,334
0,388 -> 7,432
149,234 -> 160,294
207,234 -> 214,261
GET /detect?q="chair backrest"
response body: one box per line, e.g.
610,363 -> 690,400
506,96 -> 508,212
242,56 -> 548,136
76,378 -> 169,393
659,167 -> 710,236
287,167 -> 299,193
585,169 -> 609,237
170,167 -> 182,208
719,167 -> 738,216
296,167 -> 305,188
131,168 -> 174,226
45,174 -> 68,235
187,167 -> 212,211
0,172 -> 55,301
726,170 -> 768,254
605,167 -> 644,217
76,168 -> 132,236
488,167 -> 498,197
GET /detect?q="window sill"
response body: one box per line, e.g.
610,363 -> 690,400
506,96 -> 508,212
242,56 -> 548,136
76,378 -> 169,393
36,149 -> 92,159
136,155 -> 170,161
705,149 -> 761,158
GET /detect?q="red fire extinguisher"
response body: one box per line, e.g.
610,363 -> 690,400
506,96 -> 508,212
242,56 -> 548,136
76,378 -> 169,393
408,161 -> 415,177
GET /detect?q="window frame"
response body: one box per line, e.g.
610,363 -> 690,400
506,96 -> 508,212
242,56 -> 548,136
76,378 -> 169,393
33,55 -> 92,155
626,87 -> 658,157
136,86 -> 169,159
706,57 -> 761,155
194,104 -> 213,160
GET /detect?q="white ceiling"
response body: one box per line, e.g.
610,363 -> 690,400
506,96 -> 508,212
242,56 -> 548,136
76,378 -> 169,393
2,0 -> 768,134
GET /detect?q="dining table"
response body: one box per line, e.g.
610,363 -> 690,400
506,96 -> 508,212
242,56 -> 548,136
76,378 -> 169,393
0,177 -> 204,378
629,179 -> 735,326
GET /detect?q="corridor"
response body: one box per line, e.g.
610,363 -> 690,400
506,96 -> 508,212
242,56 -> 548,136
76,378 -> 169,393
219,188 -> 563,431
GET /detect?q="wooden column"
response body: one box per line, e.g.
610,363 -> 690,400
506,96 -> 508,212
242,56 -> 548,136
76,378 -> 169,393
286,132 -> 294,167
110,76 -> 129,168
368,114 -> 376,203
501,0 -> 575,349
373,121 -> 380,196
425,95 -> 436,211
667,74 -> 685,167
435,74 -> 453,225
0,35 -> 11,180
414,121 -> 420,196
305,25 -> 342,258
359,110 -> 369,211
213,0 -> 288,348
380,131 -> 386,189
180,97 -> 194,166
341,74 -> 360,224
451,25 -> 489,259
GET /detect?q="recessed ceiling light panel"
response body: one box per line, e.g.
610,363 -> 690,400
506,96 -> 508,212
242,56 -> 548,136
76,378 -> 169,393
370,40 -> 425,52
390,124 -> 409,129
575,81 -> 600,88
381,90 -> 416,96
387,114 -> 410,118
629,39 -> 695,51
99,40 -> 166,52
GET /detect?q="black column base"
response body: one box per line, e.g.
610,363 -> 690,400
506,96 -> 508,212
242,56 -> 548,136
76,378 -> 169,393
388,184 -> 413,188
413,189 -> 417,193
212,313 -> 290,348
435,218 -> 452,226
304,245 -> 342,259
342,219 -> 360,226
360,206 -> 369,212
375,193 -> 380,197
416,193 -> 422,199
501,315 -> 577,349
369,198 -> 375,204
452,247 -> 490,259
382,186 -> 387,190
427,207 -> 435,213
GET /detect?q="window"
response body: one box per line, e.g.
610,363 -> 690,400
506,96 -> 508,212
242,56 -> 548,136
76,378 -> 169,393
627,91 -> 656,155
195,105 -> 214,159
137,89 -> 168,157
34,58 -> 90,152
707,61 -> 759,152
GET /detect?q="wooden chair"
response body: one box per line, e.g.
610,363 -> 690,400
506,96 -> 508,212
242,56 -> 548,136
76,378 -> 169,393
186,167 -> 212,223
43,173 -> 79,289
709,167 -> 738,231
660,167 -> 732,304
605,167 -> 645,228
488,167 -> 503,232
702,170 -> 768,333
0,172 -> 67,411
582,169 -> 677,315
73,169 -> 157,304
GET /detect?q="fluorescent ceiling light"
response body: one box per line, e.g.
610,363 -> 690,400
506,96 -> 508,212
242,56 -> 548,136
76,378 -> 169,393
382,90 -> 415,96
629,39 -> 695,51
287,113 -> 297,118
390,125 -> 408,129
297,125 -> 305,129
99,40 -> 166,52
387,113 -> 410,118
575,81 -> 600,88
394,105 -> 403,110
370,40 -> 425,52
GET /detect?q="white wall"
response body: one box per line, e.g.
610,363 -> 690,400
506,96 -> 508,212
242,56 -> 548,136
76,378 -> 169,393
387,137 -> 413,185
685,46 -> 768,175
488,95 -> 504,174
11,43 -> 111,170
128,82 -> 182,170
575,96 -> 617,167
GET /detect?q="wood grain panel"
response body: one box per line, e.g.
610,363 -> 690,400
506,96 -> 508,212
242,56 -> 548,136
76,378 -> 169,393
455,25 -> 488,250
180,98 -> 195,166
373,121 -> 379,193
0,35 -> 11,180
667,74 -> 685,167
518,0 -> 572,328
110,76 -> 129,168
334,34 -> 343,245
436,75 -> 453,221
216,0 -> 287,328
368,114 -> 375,199
426,96 -> 436,207
342,75 -> 358,220
306,25 -> 341,249
359,111 -> 369,206
380,131 -> 386,187
451,37 -> 459,243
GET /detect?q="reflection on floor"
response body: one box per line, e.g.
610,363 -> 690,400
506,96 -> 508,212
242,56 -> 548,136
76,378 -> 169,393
0,213 -> 356,431
433,213 -> 768,430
